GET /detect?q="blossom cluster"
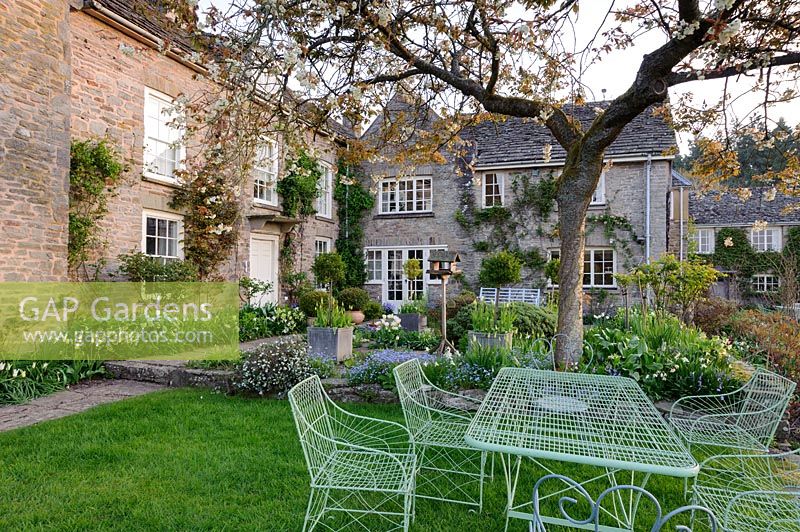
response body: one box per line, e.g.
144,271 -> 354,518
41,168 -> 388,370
235,337 -> 314,397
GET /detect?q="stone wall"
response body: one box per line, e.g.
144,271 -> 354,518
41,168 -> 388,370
0,0 -> 72,281
359,155 -> 673,306
68,10 -> 339,287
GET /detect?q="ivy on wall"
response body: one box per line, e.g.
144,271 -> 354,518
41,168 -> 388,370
586,213 -> 640,269
69,139 -> 127,280
706,226 -> 800,298
334,165 -> 375,287
277,150 -> 323,301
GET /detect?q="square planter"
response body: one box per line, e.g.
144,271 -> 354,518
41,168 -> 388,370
399,313 -> 427,332
468,331 -> 513,350
308,326 -> 353,362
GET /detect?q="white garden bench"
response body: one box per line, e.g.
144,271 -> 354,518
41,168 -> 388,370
478,287 -> 541,306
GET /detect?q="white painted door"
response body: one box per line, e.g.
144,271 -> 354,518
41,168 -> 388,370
249,235 -> 279,305
384,248 -> 425,307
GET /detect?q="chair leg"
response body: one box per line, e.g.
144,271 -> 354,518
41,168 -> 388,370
303,487 -> 326,532
479,451 -> 487,513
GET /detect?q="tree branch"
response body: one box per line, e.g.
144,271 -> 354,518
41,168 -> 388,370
678,0 -> 701,23
667,52 -> 800,85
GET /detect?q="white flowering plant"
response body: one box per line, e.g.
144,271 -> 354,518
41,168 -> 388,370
235,337 -> 318,397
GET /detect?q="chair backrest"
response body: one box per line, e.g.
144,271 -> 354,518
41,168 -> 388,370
479,287 -> 541,305
530,473 -> 717,532
737,368 -> 796,445
393,358 -> 432,437
288,376 -> 337,481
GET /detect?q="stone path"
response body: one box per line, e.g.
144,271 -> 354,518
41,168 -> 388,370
0,379 -> 165,432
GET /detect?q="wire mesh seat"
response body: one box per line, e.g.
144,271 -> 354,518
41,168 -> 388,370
668,368 -> 796,452
531,473 -> 718,532
393,358 -> 488,510
693,449 -> 800,532
289,375 -> 416,532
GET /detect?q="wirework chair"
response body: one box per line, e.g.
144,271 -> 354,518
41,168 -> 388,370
289,375 -> 416,532
393,358 -> 488,510
531,473 -> 718,532
693,449 -> 800,532
668,368 -> 795,452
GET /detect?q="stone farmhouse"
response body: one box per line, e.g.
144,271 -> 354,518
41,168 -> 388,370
3,0 -> 692,310
1,0 -> 344,303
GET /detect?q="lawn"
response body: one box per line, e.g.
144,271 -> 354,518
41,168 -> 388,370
0,389 -> 694,531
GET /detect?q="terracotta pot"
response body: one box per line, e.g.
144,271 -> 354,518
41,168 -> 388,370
345,310 -> 365,325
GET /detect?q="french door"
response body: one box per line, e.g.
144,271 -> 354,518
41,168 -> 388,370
384,248 -> 426,306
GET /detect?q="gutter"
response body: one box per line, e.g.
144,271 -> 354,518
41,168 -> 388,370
645,154 -> 652,263
82,0 -> 207,75
474,154 -> 674,172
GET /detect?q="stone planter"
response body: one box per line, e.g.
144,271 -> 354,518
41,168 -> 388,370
345,310 -> 365,325
468,331 -> 513,350
399,313 -> 427,332
308,326 -> 353,362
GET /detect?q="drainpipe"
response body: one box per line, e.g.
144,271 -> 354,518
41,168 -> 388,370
645,154 -> 652,263
679,187 -> 685,260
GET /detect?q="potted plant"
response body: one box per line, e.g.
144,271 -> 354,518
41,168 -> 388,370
338,287 -> 370,325
308,252 -> 353,361
399,258 -> 428,332
468,300 -> 515,349
308,300 -> 354,361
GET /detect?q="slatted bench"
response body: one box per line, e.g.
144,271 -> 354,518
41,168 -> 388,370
478,287 -> 541,306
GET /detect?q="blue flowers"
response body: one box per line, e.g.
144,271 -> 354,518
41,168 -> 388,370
348,350 -> 435,386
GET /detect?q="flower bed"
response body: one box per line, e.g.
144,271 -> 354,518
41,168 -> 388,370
0,361 -> 106,405
239,303 -> 306,342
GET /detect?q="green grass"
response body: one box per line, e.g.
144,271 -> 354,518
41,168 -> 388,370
0,389 -> 696,531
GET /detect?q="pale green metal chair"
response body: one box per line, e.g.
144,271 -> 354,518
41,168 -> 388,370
693,449 -> 800,531
531,473 -> 718,531
393,358 -> 488,510
668,368 -> 796,452
288,375 -> 416,532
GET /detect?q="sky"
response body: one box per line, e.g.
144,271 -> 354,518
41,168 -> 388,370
197,0 -> 800,153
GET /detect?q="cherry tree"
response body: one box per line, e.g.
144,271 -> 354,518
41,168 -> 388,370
170,0 -> 800,366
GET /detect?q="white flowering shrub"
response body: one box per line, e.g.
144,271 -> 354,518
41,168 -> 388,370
235,337 -> 315,397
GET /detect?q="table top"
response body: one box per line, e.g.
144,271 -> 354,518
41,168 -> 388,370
465,368 -> 698,477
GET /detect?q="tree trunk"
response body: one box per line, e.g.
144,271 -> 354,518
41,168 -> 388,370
554,154 -> 604,368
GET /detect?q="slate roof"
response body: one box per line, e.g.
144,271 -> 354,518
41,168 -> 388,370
690,188 -> 800,225
85,0 -> 197,55
672,169 -> 692,187
466,103 -> 677,167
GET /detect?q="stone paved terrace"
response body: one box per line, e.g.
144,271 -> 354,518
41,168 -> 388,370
0,379 -> 165,432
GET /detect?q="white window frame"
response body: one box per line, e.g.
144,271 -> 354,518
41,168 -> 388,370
143,87 -> 184,184
590,171 -> 606,206
752,274 -> 780,293
482,172 -> 504,208
314,237 -> 332,257
692,228 -> 715,254
317,163 -> 333,219
378,176 -> 433,214
363,246 -> 447,297
141,209 -> 183,260
365,249 -> 383,284
253,138 -> 278,207
751,227 -> 782,252
549,248 -> 616,288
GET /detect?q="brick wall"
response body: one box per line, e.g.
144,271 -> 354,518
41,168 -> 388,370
0,0 -> 72,281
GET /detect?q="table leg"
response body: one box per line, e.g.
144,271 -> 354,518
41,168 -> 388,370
499,453 -> 522,532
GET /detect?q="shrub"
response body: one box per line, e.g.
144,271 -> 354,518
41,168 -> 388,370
337,287 -> 370,311
692,297 -> 739,336
363,300 -> 383,320
584,311 -> 740,400
478,251 -> 522,288
239,304 -> 306,342
509,302 -> 557,338
298,290 -> 332,317
117,252 -> 199,282
235,337 -> 314,397
728,310 -> 800,376
312,252 -> 346,288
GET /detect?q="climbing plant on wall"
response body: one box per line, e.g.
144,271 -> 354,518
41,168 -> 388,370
69,138 -> 127,280
277,151 -> 322,301
171,147 -> 240,279
334,165 -> 374,287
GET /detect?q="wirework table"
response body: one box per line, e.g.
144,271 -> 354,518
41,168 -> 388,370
465,368 -> 698,531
